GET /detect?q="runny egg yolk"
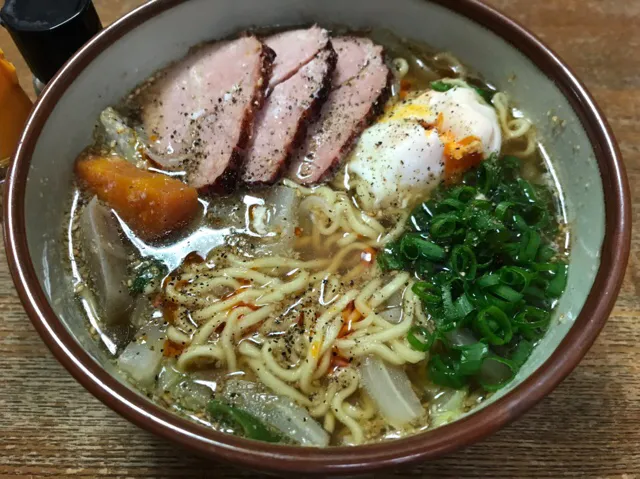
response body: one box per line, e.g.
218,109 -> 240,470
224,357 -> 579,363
346,85 -> 501,211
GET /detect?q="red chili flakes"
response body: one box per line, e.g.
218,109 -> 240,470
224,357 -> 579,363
163,300 -> 179,324
163,339 -> 185,357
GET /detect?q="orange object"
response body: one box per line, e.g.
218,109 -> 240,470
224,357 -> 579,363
75,154 -> 200,240
163,339 -> 186,358
330,349 -> 351,369
444,135 -> 484,181
339,302 -> 363,338
0,49 -> 32,168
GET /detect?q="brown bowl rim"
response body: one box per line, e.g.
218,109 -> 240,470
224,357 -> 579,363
3,0 -> 631,474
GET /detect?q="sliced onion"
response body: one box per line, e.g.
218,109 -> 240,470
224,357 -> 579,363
445,328 -> 477,347
99,107 -> 144,165
223,380 -> 329,447
157,364 -> 213,411
360,356 -> 424,427
144,148 -> 190,169
117,320 -> 165,386
429,388 -> 467,427
378,306 -> 402,324
156,363 -> 183,392
80,197 -> 131,324
477,356 -> 515,390
263,185 -> 299,246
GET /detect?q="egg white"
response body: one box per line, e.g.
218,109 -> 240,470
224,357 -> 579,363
346,84 -> 502,211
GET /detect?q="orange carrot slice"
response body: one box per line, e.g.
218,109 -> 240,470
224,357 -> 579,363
76,154 -> 199,240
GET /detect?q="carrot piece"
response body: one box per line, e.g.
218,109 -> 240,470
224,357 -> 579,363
75,154 -> 199,240
444,135 -> 484,181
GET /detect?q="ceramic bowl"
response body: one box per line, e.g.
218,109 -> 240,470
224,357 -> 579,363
3,0 -> 631,474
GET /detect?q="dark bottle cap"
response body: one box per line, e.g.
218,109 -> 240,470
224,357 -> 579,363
0,0 -> 102,84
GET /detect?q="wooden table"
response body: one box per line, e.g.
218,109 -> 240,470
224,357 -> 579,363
1,1 -> 638,477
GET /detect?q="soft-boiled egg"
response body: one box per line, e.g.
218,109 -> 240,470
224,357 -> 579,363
346,83 -> 501,211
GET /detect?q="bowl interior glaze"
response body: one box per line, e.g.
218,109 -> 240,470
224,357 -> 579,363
5,0 -> 626,474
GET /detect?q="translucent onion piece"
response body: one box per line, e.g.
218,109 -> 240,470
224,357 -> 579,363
99,107 -> 145,166
80,197 -> 131,324
360,356 -> 424,427
445,328 -> 477,347
429,388 -> 468,427
157,364 -> 213,411
478,356 -> 514,386
262,185 -> 299,248
223,380 -> 329,447
117,320 -> 165,386
378,306 -> 402,325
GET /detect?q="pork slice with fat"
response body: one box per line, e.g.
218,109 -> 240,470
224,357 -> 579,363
288,37 -> 391,184
242,45 -> 336,185
265,26 -> 330,88
135,36 -> 274,191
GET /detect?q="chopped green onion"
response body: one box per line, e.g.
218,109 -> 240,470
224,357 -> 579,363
383,153 -> 566,393
513,306 -> 550,339
523,285 -> 546,301
455,341 -> 489,375
475,159 -> 499,193
130,259 -> 167,295
477,273 -> 500,289
473,86 -> 495,104
207,400 -> 285,443
546,263 -> 568,297
431,80 -> 455,92
518,229 -> 541,263
517,178 -> 538,204
510,339 -> 534,368
512,214 -> 530,232
490,284 -> 523,303
407,326 -> 433,352
499,266 -> 533,293
412,281 -> 441,305
439,198 -> 466,212
430,214 -> 459,239
400,234 -> 446,261
455,293 -> 475,319
414,259 -> 435,277
450,245 -> 477,280
450,186 -> 477,202
474,306 -> 513,345
428,354 -> 466,389
409,202 -> 435,231
377,241 -> 405,271
477,355 -> 516,391
495,201 -> 516,222
537,245 -> 557,262
532,262 -> 557,274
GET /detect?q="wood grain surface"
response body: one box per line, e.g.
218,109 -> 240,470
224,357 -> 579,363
1,1 -> 639,477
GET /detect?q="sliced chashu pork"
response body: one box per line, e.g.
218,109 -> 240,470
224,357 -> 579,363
266,26 -> 331,88
288,37 -> 391,184
242,28 -> 336,185
135,36 -> 274,191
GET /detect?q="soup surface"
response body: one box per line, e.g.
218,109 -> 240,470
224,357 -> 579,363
64,26 -> 569,446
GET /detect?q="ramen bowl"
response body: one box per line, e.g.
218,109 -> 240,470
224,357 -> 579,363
3,0 -> 630,474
